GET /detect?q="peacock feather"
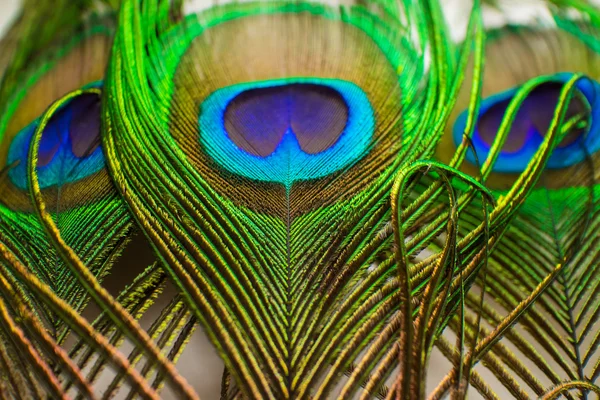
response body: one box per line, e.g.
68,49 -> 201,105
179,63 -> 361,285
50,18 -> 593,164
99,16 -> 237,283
0,0 -> 599,399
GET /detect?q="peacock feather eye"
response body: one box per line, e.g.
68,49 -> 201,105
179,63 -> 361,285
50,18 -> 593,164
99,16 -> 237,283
199,78 -> 374,187
156,6 -> 407,214
437,23 -> 600,189
453,74 -> 600,173
224,83 -> 349,157
0,25 -> 113,211
7,89 -> 104,190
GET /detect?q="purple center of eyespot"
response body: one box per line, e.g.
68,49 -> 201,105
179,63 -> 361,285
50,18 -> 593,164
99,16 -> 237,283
69,93 -> 102,158
223,83 -> 349,157
477,82 -> 587,153
37,93 -> 102,167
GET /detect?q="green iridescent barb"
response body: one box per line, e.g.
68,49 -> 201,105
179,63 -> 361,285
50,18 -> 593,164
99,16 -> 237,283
0,0 -> 599,398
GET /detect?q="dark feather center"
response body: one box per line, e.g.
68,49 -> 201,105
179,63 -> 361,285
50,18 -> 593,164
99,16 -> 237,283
224,83 -> 348,157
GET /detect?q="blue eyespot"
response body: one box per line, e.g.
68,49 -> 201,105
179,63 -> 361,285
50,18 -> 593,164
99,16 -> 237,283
7,87 -> 105,190
198,78 -> 375,188
453,73 -> 600,172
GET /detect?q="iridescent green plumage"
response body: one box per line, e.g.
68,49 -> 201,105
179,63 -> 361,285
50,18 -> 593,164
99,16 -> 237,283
0,0 -> 599,399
